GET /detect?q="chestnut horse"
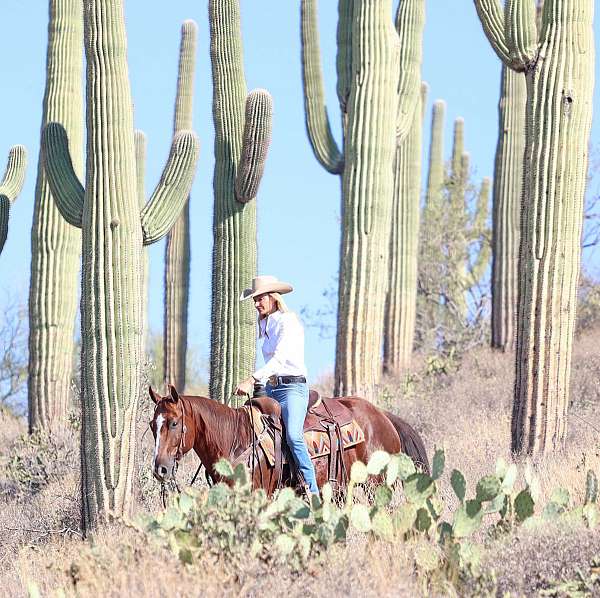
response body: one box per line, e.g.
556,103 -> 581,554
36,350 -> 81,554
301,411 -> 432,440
149,385 -> 429,494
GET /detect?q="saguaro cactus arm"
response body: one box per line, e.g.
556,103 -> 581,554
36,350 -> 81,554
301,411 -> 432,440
473,0 -> 513,65
300,0 -> 344,174
134,130 -> 147,208
335,0 -> 353,113
469,176 -> 492,284
420,81 -> 428,121
235,89 -> 273,203
140,131 -> 200,245
41,122 -> 84,228
0,146 -> 27,200
0,145 -> 27,254
394,0 -> 426,140
473,0 -> 537,71
173,20 -> 197,132
505,0 -> 538,66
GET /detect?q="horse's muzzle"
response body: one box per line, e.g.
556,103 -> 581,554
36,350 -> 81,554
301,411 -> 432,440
153,459 -> 176,482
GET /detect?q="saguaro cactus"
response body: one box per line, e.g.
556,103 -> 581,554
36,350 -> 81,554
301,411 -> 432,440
474,0 -> 595,454
28,0 -> 83,431
42,0 -> 199,530
491,66 -> 526,352
134,130 -> 148,346
0,147 -> 27,257
209,0 -> 273,405
164,20 -> 197,392
417,107 -> 490,350
445,119 -> 491,322
383,82 -> 427,374
417,100 -> 445,348
301,0 -> 425,397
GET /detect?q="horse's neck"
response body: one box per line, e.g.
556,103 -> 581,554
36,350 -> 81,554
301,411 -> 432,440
186,395 -> 250,462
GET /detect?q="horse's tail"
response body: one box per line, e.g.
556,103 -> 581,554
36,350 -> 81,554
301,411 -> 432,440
383,410 -> 430,475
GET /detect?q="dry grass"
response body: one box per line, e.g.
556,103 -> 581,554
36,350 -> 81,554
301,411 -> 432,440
1,328 -> 599,597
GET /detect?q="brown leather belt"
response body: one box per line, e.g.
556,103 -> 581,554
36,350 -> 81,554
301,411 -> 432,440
268,375 -> 307,386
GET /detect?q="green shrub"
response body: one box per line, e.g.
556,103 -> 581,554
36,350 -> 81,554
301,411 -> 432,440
1,427 -> 78,497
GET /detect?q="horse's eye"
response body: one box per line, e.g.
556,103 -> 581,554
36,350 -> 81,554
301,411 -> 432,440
170,421 -> 178,428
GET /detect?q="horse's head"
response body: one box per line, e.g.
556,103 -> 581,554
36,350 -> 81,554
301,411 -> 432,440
149,385 -> 187,482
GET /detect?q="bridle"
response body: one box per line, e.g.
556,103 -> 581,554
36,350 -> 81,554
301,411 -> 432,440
155,393 -> 271,504
173,395 -> 188,461
155,396 -> 188,506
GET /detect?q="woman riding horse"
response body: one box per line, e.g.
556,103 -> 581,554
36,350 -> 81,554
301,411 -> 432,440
234,275 -> 319,497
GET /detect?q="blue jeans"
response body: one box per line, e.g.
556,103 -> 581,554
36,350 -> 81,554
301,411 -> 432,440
266,382 -> 318,493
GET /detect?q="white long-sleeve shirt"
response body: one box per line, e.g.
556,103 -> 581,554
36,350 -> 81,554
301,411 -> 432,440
252,310 -> 308,382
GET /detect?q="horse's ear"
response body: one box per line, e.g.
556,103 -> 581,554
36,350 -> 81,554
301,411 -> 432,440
169,384 -> 180,403
149,386 -> 160,404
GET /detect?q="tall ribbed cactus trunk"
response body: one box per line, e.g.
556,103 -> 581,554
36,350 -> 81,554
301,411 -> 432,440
164,21 -> 197,392
383,84 -> 424,374
417,100 -> 445,349
335,0 -> 399,396
134,130 -> 148,348
446,118 -> 470,320
301,0 -> 424,398
475,0 -> 595,454
42,0 -> 199,531
209,0 -> 254,406
208,0 -> 273,405
28,0 -> 83,431
491,66 -> 526,351
80,0 -> 142,529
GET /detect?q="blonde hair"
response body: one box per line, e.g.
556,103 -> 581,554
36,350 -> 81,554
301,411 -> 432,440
258,292 -> 290,337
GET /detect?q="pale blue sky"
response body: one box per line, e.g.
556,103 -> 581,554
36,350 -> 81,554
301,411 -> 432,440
0,2 -> 598,383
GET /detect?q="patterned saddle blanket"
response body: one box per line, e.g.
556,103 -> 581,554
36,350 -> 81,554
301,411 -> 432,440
242,400 -> 365,467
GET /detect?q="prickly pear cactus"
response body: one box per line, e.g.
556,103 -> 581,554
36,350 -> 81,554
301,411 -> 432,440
475,0 -> 595,454
42,0 -> 199,530
0,147 -> 27,257
208,0 -> 273,405
164,20 -> 197,392
28,0 -> 83,431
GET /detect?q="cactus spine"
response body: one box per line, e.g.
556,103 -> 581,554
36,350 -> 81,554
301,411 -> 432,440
0,147 -> 27,257
301,0 -> 425,397
28,0 -> 83,431
164,21 -> 197,392
42,0 -> 199,529
475,0 -> 595,454
491,66 -> 526,351
209,0 -> 273,405
383,82 -> 426,374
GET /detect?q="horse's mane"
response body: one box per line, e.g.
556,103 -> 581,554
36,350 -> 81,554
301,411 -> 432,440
181,394 -> 252,457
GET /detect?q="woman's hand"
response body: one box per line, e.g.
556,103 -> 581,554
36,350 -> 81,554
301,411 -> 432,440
234,376 -> 255,397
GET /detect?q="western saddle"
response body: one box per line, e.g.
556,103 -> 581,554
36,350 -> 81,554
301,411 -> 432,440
243,389 -> 361,491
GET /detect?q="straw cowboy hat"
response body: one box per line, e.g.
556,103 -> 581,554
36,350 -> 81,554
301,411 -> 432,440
239,275 -> 293,301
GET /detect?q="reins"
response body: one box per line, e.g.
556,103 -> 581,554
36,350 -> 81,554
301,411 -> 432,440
160,393 -> 261,505
159,395 -> 188,507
